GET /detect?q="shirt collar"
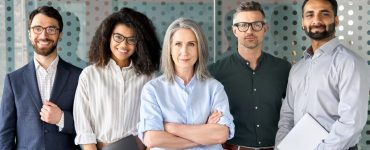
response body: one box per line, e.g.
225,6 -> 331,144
34,55 -> 59,71
303,38 -> 340,58
107,58 -> 133,71
235,52 -> 266,68
174,74 -> 197,88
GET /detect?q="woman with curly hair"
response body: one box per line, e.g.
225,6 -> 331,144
73,8 -> 161,150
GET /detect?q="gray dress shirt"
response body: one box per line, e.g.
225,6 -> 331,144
276,38 -> 369,150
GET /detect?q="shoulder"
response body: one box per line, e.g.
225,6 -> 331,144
59,59 -> 82,74
208,53 -> 237,75
142,75 -> 167,92
333,45 -> 366,64
201,77 -> 224,90
7,62 -> 32,79
264,52 -> 291,69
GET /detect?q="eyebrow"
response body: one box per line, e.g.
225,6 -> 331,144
305,9 -> 331,14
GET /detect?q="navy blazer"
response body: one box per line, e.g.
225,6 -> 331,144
0,58 -> 82,150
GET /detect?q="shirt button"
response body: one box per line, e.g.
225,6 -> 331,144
246,62 -> 249,65
252,72 -> 255,75
258,141 -> 262,144
253,88 -> 257,91
44,129 -> 49,133
255,106 -> 258,110
256,124 -> 260,127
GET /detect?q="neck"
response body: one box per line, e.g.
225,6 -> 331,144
117,60 -> 130,68
311,35 -> 335,53
238,46 -> 262,70
34,51 -> 57,69
175,68 -> 194,85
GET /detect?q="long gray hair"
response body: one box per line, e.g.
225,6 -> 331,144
161,18 -> 210,82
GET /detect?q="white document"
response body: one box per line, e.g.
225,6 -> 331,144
277,113 -> 329,150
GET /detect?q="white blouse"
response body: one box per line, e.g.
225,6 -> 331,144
73,59 -> 154,144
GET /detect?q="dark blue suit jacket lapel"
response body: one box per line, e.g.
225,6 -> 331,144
24,59 -> 43,111
50,59 -> 70,103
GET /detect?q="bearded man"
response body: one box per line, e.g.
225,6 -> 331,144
0,6 -> 81,150
275,0 -> 369,150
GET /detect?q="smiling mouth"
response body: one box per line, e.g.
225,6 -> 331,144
117,49 -> 128,54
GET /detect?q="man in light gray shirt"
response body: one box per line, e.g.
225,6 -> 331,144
275,0 -> 369,150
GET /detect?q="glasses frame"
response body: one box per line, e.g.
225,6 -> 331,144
30,26 -> 60,35
233,21 -> 265,32
112,33 -> 138,45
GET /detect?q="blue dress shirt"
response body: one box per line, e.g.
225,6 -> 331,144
138,75 -> 235,150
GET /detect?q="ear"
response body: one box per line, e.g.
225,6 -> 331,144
58,32 -> 63,41
232,26 -> 237,37
301,18 -> 304,30
263,24 -> 269,33
334,16 -> 339,27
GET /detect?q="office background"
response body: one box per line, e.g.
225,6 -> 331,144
0,0 -> 369,148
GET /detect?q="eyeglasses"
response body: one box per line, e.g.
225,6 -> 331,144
112,33 -> 137,45
30,26 -> 60,35
233,21 -> 265,32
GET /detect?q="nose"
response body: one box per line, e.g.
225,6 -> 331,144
179,45 -> 188,55
312,15 -> 323,25
117,39 -> 129,48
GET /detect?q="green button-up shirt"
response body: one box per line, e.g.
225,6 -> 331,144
208,52 -> 291,147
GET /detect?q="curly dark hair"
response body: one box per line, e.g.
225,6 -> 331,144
89,7 -> 161,75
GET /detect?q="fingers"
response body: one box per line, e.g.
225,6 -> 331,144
207,111 -> 223,124
44,101 -> 57,107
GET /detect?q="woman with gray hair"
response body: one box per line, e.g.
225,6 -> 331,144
138,18 -> 235,150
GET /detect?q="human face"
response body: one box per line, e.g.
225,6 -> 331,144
171,28 -> 198,72
29,13 -> 62,56
232,11 -> 267,50
302,0 -> 338,40
110,24 -> 136,67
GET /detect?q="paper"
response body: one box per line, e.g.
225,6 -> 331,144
277,113 -> 329,150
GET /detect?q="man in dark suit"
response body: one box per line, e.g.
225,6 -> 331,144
0,6 -> 81,150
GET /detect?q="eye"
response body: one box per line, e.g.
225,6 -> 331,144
240,23 -> 248,27
34,27 -> 43,32
322,12 -> 330,16
174,42 -> 182,46
188,42 -> 196,47
114,35 -> 123,40
127,37 -> 137,44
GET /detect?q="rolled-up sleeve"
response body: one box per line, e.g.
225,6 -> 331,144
138,82 -> 164,141
73,71 -> 97,145
212,83 -> 235,140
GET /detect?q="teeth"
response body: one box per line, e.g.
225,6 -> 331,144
118,49 -> 128,53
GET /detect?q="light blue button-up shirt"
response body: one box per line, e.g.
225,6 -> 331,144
138,75 -> 235,150
276,38 -> 369,150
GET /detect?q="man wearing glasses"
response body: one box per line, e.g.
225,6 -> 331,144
208,1 -> 291,150
0,6 -> 81,150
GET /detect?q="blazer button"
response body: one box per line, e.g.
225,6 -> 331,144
44,129 -> 49,133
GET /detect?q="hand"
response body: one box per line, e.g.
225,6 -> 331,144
164,122 -> 179,134
207,111 -> 223,124
39,101 -> 63,124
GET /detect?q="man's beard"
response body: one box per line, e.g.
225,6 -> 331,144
32,39 -> 58,56
303,23 -> 336,40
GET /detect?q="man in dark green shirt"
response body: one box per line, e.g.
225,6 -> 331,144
208,1 -> 291,149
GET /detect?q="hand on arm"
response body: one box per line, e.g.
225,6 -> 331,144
143,130 -> 198,149
164,111 -> 228,145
